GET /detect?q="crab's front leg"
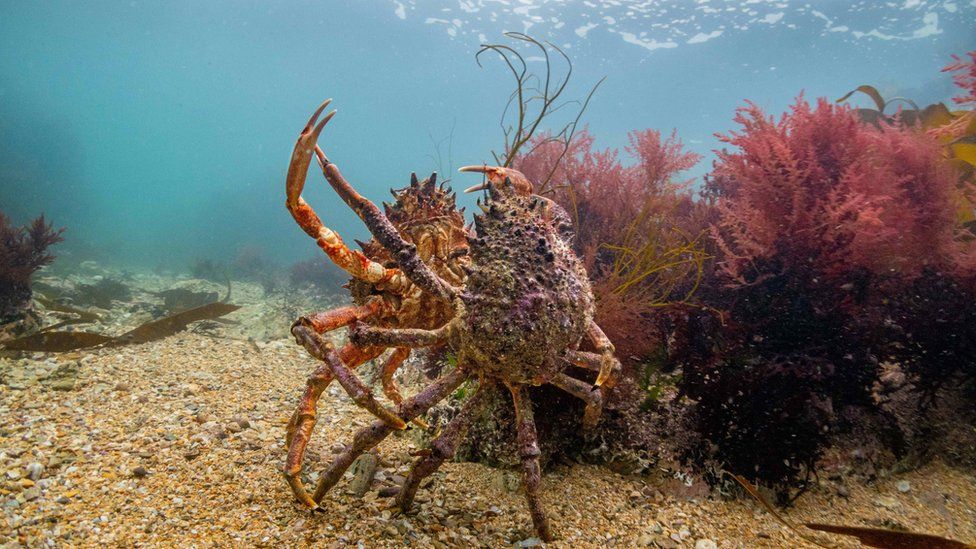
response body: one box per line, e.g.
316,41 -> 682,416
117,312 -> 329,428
586,321 -> 621,388
285,299 -> 389,508
305,101 -> 457,302
292,322 -> 409,430
285,100 -> 404,288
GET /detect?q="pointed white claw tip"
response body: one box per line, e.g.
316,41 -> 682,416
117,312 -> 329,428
463,183 -> 489,194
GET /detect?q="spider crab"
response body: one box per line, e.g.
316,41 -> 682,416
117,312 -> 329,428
283,99 -> 621,541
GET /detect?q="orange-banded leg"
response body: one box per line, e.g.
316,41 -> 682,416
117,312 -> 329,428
586,321 -> 620,388
549,372 -> 604,429
285,299 -> 386,507
292,323 -> 408,431
395,378 -> 495,511
380,347 -> 429,429
297,99 -> 457,302
285,99 -> 404,289
312,365 -> 469,504
508,383 -> 554,542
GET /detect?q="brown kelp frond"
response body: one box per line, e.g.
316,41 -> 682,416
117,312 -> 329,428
477,31 -> 604,187
729,472 -> 974,548
804,524 -> 974,549
724,472 -> 831,549
110,302 -> 241,346
1,331 -> 116,352
1,301 -> 240,352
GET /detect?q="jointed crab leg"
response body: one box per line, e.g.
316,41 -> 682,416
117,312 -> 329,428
396,378 -> 495,511
292,322 -> 408,430
310,110 -> 458,302
378,347 -> 430,429
350,322 -> 452,349
380,347 -> 411,406
509,384 -> 554,542
286,100 -> 402,286
564,349 -> 621,382
312,365 -> 469,504
285,341 -> 384,508
586,321 -> 620,388
549,372 -> 604,429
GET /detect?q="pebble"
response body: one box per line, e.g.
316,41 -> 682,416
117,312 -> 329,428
231,415 -> 251,430
695,539 -> 718,549
25,462 -> 44,481
874,495 -> 901,510
132,466 -> 149,478
896,480 -> 911,493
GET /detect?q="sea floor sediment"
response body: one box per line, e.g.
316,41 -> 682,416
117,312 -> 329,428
2,325 -> 974,547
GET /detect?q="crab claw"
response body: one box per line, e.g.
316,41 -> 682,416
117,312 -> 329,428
458,165 -> 534,196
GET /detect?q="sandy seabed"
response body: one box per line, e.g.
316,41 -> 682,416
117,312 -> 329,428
1,332 -> 974,548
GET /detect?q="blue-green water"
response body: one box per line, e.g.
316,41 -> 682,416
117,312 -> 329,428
1,1 -> 973,268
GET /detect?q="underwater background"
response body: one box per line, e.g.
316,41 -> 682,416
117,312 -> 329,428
2,0 -> 973,267
4,2 -> 976,547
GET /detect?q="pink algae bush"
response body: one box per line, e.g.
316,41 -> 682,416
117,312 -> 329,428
513,128 -> 705,363
709,96 -> 966,288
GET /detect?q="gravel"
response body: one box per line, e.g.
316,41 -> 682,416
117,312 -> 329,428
2,330 -> 975,547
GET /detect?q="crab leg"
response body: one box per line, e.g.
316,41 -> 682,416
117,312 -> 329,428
309,107 -> 457,302
292,322 -> 408,430
350,322 -> 452,349
586,321 -> 620,388
509,384 -> 554,542
380,347 -> 410,406
395,379 -> 495,511
286,100 -> 403,286
379,347 -> 429,429
285,341 -> 383,508
564,349 -> 621,383
312,365 -> 469,504
549,372 -> 604,429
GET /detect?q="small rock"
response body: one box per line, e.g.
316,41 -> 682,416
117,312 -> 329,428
201,421 -> 225,438
49,379 -> 76,391
516,537 -> 542,548
695,539 -> 718,549
22,487 -> 40,501
348,453 -> 378,498
874,495 -> 901,510
132,466 -> 149,478
194,411 -> 216,424
114,382 -> 131,392
25,462 -> 44,481
836,485 -> 850,498
55,496 -> 70,504
225,421 -> 243,434
231,415 -> 251,430
896,480 -> 910,493
377,486 -> 400,498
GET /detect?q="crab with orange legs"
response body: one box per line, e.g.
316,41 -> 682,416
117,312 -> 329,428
282,99 -> 621,541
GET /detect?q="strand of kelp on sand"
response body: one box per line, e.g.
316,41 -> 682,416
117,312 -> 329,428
1,285 -> 240,352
